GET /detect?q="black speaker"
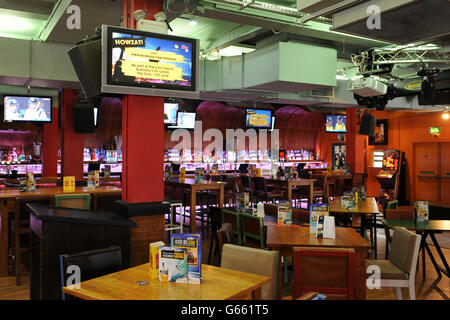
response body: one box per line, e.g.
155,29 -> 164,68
73,102 -> 95,133
68,39 -> 102,99
359,113 -> 376,136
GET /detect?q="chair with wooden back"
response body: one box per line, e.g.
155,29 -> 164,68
240,213 -> 265,249
221,209 -> 242,245
311,173 -> 328,203
55,194 -> 91,210
223,175 -> 237,206
253,177 -> 284,204
221,244 -> 279,300
207,206 -> 224,264
59,246 -> 123,300
216,223 -> 234,265
366,227 -> 421,300
293,247 -> 356,300
384,206 -> 414,259
240,175 -> 254,203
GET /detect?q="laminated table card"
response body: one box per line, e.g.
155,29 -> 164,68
316,215 -> 336,239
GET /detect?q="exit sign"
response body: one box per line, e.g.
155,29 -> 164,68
429,127 -> 441,135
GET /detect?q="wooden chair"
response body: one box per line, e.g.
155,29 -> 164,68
293,247 -> 356,300
216,223 -> 234,265
221,209 -> 242,245
384,206 -> 414,259
59,246 -> 123,300
55,194 -> 91,210
207,206 -> 224,264
240,175 -> 254,203
221,244 -> 279,300
240,213 -> 265,249
311,173 -> 328,203
366,227 -> 421,300
253,177 -> 284,204
13,196 -> 53,285
223,176 -> 237,206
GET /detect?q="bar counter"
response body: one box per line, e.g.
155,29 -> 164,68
0,185 -> 122,276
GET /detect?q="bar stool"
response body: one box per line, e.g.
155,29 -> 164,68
163,200 -> 184,237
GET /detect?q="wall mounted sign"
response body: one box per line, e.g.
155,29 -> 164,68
429,127 -> 441,135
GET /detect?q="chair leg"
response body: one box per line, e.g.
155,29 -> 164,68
15,231 -> 21,286
395,287 -> 403,300
408,282 -> 416,300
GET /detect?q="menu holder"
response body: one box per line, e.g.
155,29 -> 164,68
278,200 -> 293,225
164,165 -> 173,180
180,167 -> 186,183
87,172 -> 95,191
26,172 -> 36,192
414,200 -> 429,223
158,246 -> 188,283
63,176 -> 75,193
171,233 -> 202,284
236,192 -> 250,213
310,203 -> 330,234
149,241 -> 165,279
194,167 -> 205,184
316,215 -> 335,239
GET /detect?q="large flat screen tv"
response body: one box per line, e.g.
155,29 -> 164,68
168,112 -> 196,129
164,102 -> 178,125
325,115 -> 346,133
3,95 -> 52,122
101,25 -> 199,99
246,109 -> 272,128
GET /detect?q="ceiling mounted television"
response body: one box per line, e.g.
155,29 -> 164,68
325,115 -> 346,133
246,109 -> 272,128
168,112 -> 196,129
101,25 -> 199,99
164,102 -> 178,125
3,95 -> 52,122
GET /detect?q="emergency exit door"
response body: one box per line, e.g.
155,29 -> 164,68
414,142 -> 450,202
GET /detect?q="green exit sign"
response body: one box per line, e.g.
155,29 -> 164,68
429,127 -> 441,135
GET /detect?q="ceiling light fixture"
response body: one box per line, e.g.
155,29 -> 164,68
0,14 -> 34,32
443,112 -> 449,120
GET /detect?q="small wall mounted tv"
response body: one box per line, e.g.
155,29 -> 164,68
325,115 -> 346,133
246,109 -> 272,128
168,112 -> 196,129
3,95 -> 52,122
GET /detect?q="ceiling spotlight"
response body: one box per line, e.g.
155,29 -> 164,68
443,112 -> 449,120
132,9 -> 148,21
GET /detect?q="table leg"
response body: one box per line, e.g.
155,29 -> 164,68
360,214 -> 366,238
0,199 -> 8,276
252,287 -> 262,300
419,232 -> 426,279
355,249 -> 367,300
287,182 -> 292,202
422,233 -> 442,278
373,214 -> 377,260
309,181 -> 313,208
218,185 -> 224,208
190,187 -> 196,233
428,232 -> 450,277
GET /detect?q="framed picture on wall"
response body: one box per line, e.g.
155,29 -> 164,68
369,119 -> 388,145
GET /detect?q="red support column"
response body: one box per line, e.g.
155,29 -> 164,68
60,89 -> 84,180
346,108 -> 366,174
42,107 -> 59,178
121,0 -> 165,203
122,95 -> 164,202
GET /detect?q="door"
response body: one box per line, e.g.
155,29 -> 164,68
440,143 -> 450,203
414,143 -> 439,201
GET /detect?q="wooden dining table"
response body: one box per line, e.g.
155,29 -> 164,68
263,176 -> 316,206
63,263 -> 270,300
164,178 -> 225,233
0,185 -> 122,276
329,196 -> 381,258
266,224 -> 371,300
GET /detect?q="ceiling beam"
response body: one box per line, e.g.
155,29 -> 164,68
37,0 -> 72,41
0,0 -> 56,19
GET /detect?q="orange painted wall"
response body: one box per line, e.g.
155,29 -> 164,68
365,110 -> 450,202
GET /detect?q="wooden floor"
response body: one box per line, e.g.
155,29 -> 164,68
0,227 -> 448,300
